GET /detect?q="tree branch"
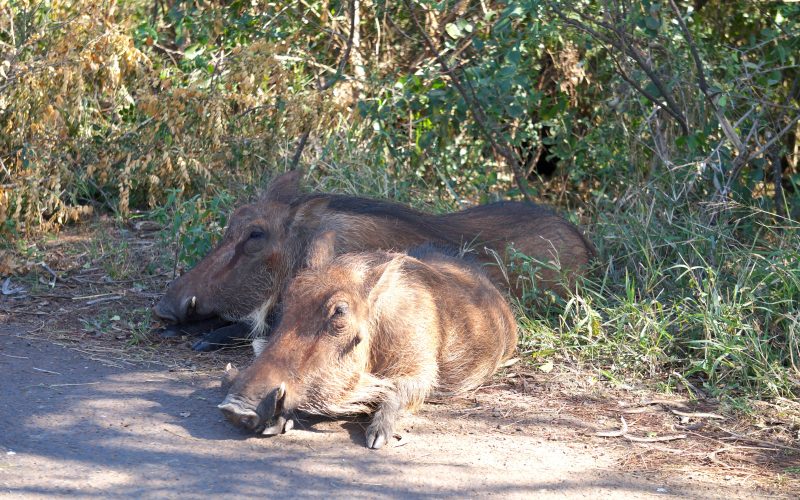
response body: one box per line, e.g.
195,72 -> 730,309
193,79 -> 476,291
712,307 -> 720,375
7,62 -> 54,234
402,0 -> 533,202
288,0 -> 358,169
667,0 -> 743,154
551,4 -> 690,135
289,129 -> 311,171
319,0 -> 357,91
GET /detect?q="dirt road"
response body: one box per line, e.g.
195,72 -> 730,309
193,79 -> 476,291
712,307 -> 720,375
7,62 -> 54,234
0,326 -> 789,499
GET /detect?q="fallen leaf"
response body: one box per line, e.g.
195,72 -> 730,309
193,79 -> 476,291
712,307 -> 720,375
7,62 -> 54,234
0,251 -> 24,276
539,361 -> 554,373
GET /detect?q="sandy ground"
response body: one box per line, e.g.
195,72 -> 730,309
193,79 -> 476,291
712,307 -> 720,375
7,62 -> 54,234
0,325 -> 792,499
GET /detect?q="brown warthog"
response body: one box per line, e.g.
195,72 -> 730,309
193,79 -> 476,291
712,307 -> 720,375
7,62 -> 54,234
153,170 -> 594,350
218,234 -> 518,449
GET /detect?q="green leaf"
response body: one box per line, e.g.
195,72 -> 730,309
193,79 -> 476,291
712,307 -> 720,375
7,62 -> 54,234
183,44 -> 205,61
645,16 -> 660,31
445,23 -> 462,39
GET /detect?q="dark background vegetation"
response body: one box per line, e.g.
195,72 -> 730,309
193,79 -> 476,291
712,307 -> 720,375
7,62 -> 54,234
1,0 -> 798,404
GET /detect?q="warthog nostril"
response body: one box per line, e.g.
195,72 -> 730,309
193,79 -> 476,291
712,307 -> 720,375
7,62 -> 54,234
218,399 -> 261,431
239,414 -> 258,429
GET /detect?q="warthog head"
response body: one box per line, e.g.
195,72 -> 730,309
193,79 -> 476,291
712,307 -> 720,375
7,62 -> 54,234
152,171 -> 316,334
218,232 -> 382,436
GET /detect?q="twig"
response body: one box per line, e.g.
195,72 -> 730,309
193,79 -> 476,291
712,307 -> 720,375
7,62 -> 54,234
714,425 -> 800,453
667,0 -> 738,150
38,262 -> 58,287
72,292 -> 119,300
671,409 -> 725,420
742,113 -> 800,165
85,295 -> 123,305
707,445 -> 783,469
32,367 -> 62,375
625,433 -> 687,443
596,416 -> 687,443
0,353 -> 29,359
622,406 -> 657,414
26,321 -> 47,334
2,277 -> 26,296
670,371 -> 707,400
273,54 -> 339,75
319,0 -> 357,91
551,5 -> 689,135
596,415 -> 629,437
163,427 -> 199,440
47,382 -> 101,388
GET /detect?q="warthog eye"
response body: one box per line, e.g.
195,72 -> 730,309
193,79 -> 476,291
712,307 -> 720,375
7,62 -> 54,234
333,303 -> 348,317
248,229 -> 267,240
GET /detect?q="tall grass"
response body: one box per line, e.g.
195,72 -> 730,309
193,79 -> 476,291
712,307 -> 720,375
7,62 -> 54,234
510,173 -> 800,400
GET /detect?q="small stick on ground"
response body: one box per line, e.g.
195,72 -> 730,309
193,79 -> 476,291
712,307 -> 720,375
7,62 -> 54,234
596,416 -> 687,443
714,425 -> 800,453
672,409 -> 725,420
32,367 -> 62,375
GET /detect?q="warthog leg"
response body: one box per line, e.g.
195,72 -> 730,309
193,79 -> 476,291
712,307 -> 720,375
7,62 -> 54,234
191,322 -> 252,352
366,377 -> 431,450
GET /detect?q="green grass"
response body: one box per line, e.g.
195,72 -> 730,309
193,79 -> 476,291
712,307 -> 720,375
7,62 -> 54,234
507,188 -> 800,401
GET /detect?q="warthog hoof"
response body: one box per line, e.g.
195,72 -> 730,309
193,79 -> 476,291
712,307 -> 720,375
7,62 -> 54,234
366,421 -> 392,450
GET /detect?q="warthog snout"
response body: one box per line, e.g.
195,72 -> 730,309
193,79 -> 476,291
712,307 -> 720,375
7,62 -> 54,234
218,383 -> 291,436
152,294 -> 199,324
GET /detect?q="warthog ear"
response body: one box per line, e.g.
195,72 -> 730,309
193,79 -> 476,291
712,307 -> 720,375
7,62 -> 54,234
366,257 -> 403,309
291,196 -> 329,226
261,170 -> 302,204
306,231 -> 337,269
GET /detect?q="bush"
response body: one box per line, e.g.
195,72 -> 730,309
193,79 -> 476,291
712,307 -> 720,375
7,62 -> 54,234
2,0 -> 798,400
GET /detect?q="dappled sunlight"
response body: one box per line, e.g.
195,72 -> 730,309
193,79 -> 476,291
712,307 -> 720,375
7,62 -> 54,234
6,458 -> 133,492
2,324 -> 793,497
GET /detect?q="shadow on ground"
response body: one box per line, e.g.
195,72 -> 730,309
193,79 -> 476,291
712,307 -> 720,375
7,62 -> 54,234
0,326 -> 787,499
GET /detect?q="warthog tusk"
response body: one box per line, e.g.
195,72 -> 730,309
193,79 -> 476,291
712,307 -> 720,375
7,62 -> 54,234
277,382 -> 286,400
190,296 -> 196,309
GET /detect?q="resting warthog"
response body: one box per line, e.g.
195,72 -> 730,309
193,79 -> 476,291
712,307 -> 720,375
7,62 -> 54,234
218,234 -> 518,449
153,170 -> 594,350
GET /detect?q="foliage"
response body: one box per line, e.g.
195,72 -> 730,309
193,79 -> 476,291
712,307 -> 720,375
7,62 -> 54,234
150,188 -> 234,269
0,0 -> 337,234
2,0 -> 798,401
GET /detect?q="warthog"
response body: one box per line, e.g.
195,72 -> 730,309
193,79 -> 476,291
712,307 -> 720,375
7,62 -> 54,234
218,234 -> 518,449
153,170 -> 594,350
